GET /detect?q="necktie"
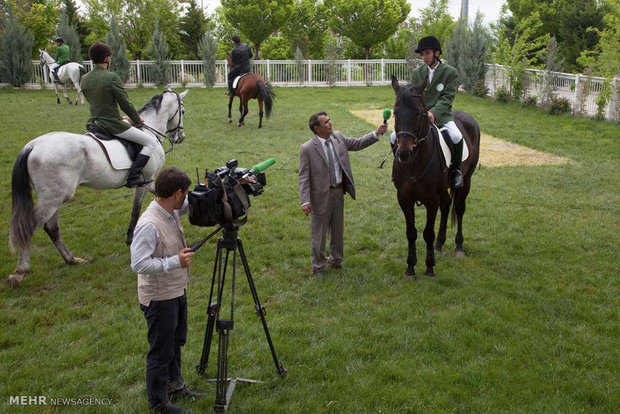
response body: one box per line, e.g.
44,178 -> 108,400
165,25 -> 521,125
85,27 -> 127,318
325,138 -> 337,187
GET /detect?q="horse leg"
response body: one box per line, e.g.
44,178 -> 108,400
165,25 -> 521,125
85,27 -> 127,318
63,84 -> 72,105
228,96 -> 234,123
126,186 -> 148,245
44,211 -> 89,265
54,83 -> 61,104
258,97 -> 264,128
238,99 -> 248,127
397,191 -> 417,279
423,201 -> 439,277
454,182 -> 472,258
435,190 -> 451,252
7,247 -> 33,288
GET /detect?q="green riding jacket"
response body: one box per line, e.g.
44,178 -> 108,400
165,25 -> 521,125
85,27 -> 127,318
80,66 -> 141,134
411,62 -> 459,127
56,44 -> 70,65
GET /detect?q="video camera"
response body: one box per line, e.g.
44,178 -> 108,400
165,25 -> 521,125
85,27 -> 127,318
188,158 -> 275,228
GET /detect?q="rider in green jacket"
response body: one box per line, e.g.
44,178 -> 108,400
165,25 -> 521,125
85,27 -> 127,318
80,42 -> 157,188
50,37 -> 71,83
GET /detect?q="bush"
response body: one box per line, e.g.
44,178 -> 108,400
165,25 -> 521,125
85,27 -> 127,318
470,80 -> 489,98
521,95 -> 538,107
495,86 -> 511,103
547,97 -> 571,114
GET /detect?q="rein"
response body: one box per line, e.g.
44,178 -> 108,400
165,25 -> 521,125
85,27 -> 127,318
395,122 -> 437,185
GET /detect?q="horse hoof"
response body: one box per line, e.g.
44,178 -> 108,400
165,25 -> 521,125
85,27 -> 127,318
425,269 -> 435,277
237,122 -> 244,127
7,274 -> 24,288
228,118 -> 232,123
455,250 -> 466,258
72,257 -> 89,265
404,270 -> 417,281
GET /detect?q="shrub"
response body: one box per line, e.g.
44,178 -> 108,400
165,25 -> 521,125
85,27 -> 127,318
495,86 -> 511,103
547,97 -> 571,114
521,95 -> 538,107
470,80 -> 489,98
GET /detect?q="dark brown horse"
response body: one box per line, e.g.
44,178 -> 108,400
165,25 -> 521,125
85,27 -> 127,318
227,54 -> 275,128
390,75 -> 480,278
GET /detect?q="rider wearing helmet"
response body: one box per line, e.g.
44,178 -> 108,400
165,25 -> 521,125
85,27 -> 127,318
80,42 -> 157,188
50,37 -> 71,84
226,35 -> 253,96
412,36 -> 464,189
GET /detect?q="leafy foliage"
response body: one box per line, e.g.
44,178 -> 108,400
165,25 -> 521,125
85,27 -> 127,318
10,0 -> 57,56
221,0 -> 295,58
146,21 -> 170,86
261,36 -> 294,60
197,29 -> 218,87
179,0 -> 209,59
105,15 -> 130,84
281,0 -> 329,59
413,0 -> 456,48
540,36 -> 562,110
56,9 -> 82,63
0,13 -> 34,86
324,0 -> 410,59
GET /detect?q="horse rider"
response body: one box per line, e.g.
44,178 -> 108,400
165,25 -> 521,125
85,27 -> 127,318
80,42 -> 157,188
410,35 -> 464,189
226,35 -> 253,96
50,37 -> 70,84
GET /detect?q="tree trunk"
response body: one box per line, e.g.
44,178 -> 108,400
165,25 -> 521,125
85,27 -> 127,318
364,45 -> 370,59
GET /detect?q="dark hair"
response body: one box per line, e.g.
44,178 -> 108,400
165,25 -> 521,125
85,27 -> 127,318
89,42 -> 112,64
155,167 -> 191,198
231,35 -> 240,44
308,111 -> 328,133
55,37 -> 64,43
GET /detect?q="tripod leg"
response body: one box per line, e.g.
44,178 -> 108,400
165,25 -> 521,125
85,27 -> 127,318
215,319 -> 233,412
236,238 -> 287,377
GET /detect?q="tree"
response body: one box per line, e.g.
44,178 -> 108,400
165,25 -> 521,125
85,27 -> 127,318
261,36 -> 294,59
414,0 -> 456,48
325,0 -> 410,59
57,9 -> 82,63
557,0 -> 605,73
221,0 -> 295,58
105,15 -> 130,83
147,21 -> 171,86
10,0 -> 57,55
61,0 -> 90,58
179,0 -> 209,59
197,29 -> 218,87
449,12 -> 490,96
382,27 -> 413,59
281,0 -> 328,59
0,13 -> 34,86
541,36 -> 562,109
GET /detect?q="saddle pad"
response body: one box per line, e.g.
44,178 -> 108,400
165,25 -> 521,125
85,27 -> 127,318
85,133 -> 133,170
437,125 -> 469,168
232,74 -> 249,89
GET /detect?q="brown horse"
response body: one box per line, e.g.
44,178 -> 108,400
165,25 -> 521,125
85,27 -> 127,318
390,75 -> 480,278
227,54 -> 275,128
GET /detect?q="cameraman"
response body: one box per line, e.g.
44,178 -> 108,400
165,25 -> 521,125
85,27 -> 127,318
299,111 -> 387,276
130,167 -> 203,413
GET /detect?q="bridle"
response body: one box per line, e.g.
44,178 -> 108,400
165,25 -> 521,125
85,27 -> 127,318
141,90 -> 185,154
395,93 -> 431,150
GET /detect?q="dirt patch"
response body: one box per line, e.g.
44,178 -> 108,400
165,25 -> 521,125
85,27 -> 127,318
350,110 -> 572,167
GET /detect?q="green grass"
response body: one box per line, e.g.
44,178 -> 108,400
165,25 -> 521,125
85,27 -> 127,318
0,87 -> 618,413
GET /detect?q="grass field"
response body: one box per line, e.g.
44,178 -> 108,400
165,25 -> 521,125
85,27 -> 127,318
0,86 -> 618,413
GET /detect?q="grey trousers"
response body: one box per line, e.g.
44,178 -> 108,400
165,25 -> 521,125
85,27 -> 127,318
310,186 -> 344,271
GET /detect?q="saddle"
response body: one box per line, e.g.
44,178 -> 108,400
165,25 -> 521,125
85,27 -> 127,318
84,122 -> 142,170
232,73 -> 250,89
436,125 -> 469,170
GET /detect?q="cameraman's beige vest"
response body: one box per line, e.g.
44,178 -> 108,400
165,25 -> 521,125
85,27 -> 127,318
136,203 -> 189,306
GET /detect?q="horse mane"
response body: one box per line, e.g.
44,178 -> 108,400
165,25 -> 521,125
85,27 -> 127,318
139,93 -> 164,114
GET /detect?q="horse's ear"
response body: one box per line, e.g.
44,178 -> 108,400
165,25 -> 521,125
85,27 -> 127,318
179,89 -> 189,100
391,75 -> 400,94
415,77 -> 428,92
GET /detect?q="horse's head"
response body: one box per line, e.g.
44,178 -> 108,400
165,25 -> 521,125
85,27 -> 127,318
39,49 -> 49,66
391,75 -> 431,163
162,88 -> 189,143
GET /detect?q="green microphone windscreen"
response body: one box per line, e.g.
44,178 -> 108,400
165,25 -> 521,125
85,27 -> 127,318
383,108 -> 392,121
251,158 -> 276,174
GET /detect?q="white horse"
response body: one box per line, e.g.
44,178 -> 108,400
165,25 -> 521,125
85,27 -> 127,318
8,89 -> 189,287
39,49 -> 86,105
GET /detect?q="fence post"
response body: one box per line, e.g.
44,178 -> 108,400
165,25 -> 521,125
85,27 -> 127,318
136,60 -> 141,85
381,58 -> 385,83
607,76 -> 618,121
266,59 -> 270,82
574,73 -> 580,114
308,59 -> 312,86
181,60 -> 185,85
347,59 -> 351,86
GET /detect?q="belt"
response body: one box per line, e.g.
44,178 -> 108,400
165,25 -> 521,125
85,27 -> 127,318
329,183 -> 342,189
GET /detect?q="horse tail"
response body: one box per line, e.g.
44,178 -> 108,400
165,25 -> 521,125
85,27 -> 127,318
10,146 -> 36,253
257,80 -> 275,118
79,65 -> 86,80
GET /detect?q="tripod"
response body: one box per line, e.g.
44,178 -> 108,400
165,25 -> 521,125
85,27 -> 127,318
196,226 -> 287,412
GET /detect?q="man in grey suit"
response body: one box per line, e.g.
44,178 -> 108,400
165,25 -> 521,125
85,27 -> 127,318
299,111 -> 387,276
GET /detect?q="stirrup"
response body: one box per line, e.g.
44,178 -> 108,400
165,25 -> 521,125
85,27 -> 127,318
125,176 -> 153,188
451,170 -> 463,189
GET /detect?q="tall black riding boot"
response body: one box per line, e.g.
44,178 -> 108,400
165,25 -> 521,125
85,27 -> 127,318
52,71 -> 60,84
451,140 -> 464,189
126,154 -> 153,188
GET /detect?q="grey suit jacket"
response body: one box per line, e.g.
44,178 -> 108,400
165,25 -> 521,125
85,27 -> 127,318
299,131 -> 378,215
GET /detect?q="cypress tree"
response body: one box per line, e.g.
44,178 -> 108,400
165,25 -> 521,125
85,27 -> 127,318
57,9 -> 82,64
105,16 -> 130,83
0,13 -> 34,86
198,30 -> 218,87
147,21 -> 171,87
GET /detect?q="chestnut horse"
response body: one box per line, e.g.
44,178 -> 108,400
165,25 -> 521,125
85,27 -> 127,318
390,76 -> 480,278
226,54 -> 275,128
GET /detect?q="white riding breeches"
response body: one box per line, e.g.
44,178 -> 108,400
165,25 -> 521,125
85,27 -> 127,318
441,121 -> 463,144
50,63 -> 59,73
116,126 -> 156,156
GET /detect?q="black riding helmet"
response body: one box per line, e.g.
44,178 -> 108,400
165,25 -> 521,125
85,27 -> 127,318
415,36 -> 442,54
55,37 -> 64,43
89,42 -> 112,64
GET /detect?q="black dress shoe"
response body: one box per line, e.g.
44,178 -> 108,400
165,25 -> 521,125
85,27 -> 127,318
168,386 -> 206,402
151,402 -> 189,414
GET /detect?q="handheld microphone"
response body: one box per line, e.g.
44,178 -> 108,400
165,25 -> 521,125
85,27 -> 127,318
250,157 -> 276,174
382,109 -> 392,124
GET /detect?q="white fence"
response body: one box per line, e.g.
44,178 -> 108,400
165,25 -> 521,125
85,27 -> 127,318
22,59 -> 620,120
